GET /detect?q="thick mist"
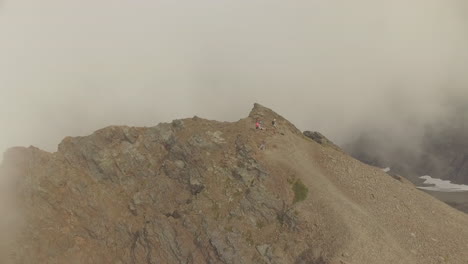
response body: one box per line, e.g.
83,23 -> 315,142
0,0 -> 467,157
0,1 -> 468,258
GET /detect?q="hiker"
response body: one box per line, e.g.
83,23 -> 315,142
259,141 -> 266,150
256,120 -> 264,130
272,118 -> 277,128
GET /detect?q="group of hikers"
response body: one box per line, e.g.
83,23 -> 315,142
255,118 -> 277,130
255,118 -> 277,151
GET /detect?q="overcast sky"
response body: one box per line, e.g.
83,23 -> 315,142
1,0 -> 468,155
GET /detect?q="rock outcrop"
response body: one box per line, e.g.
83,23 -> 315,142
1,104 -> 468,264
303,131 -> 342,152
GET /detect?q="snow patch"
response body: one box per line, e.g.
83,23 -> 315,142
417,176 -> 468,192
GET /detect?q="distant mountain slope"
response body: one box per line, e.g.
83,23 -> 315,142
344,106 -> 468,185
1,104 -> 467,264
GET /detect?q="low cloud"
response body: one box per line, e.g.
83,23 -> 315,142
0,0 -> 467,156
0,1 -> 468,255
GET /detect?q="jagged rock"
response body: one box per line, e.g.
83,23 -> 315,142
303,131 -> 341,151
249,103 -> 302,135
1,103 -> 468,264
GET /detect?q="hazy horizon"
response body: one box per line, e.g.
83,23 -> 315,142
2,2 -> 468,260
1,0 -> 468,157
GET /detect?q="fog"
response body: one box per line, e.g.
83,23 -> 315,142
1,0 -> 468,157
1,1 -> 468,258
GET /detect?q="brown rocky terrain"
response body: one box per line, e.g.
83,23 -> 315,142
1,103 -> 468,264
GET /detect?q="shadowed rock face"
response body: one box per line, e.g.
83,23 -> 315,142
418,120 -> 468,185
1,104 -> 468,264
303,131 -> 342,152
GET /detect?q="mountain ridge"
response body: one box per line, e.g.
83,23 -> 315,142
1,103 -> 467,264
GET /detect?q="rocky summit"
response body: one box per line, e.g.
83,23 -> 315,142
1,104 -> 468,264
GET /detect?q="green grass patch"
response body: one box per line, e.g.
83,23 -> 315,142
292,179 -> 308,203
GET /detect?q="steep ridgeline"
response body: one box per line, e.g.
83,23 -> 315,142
1,104 -> 468,264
